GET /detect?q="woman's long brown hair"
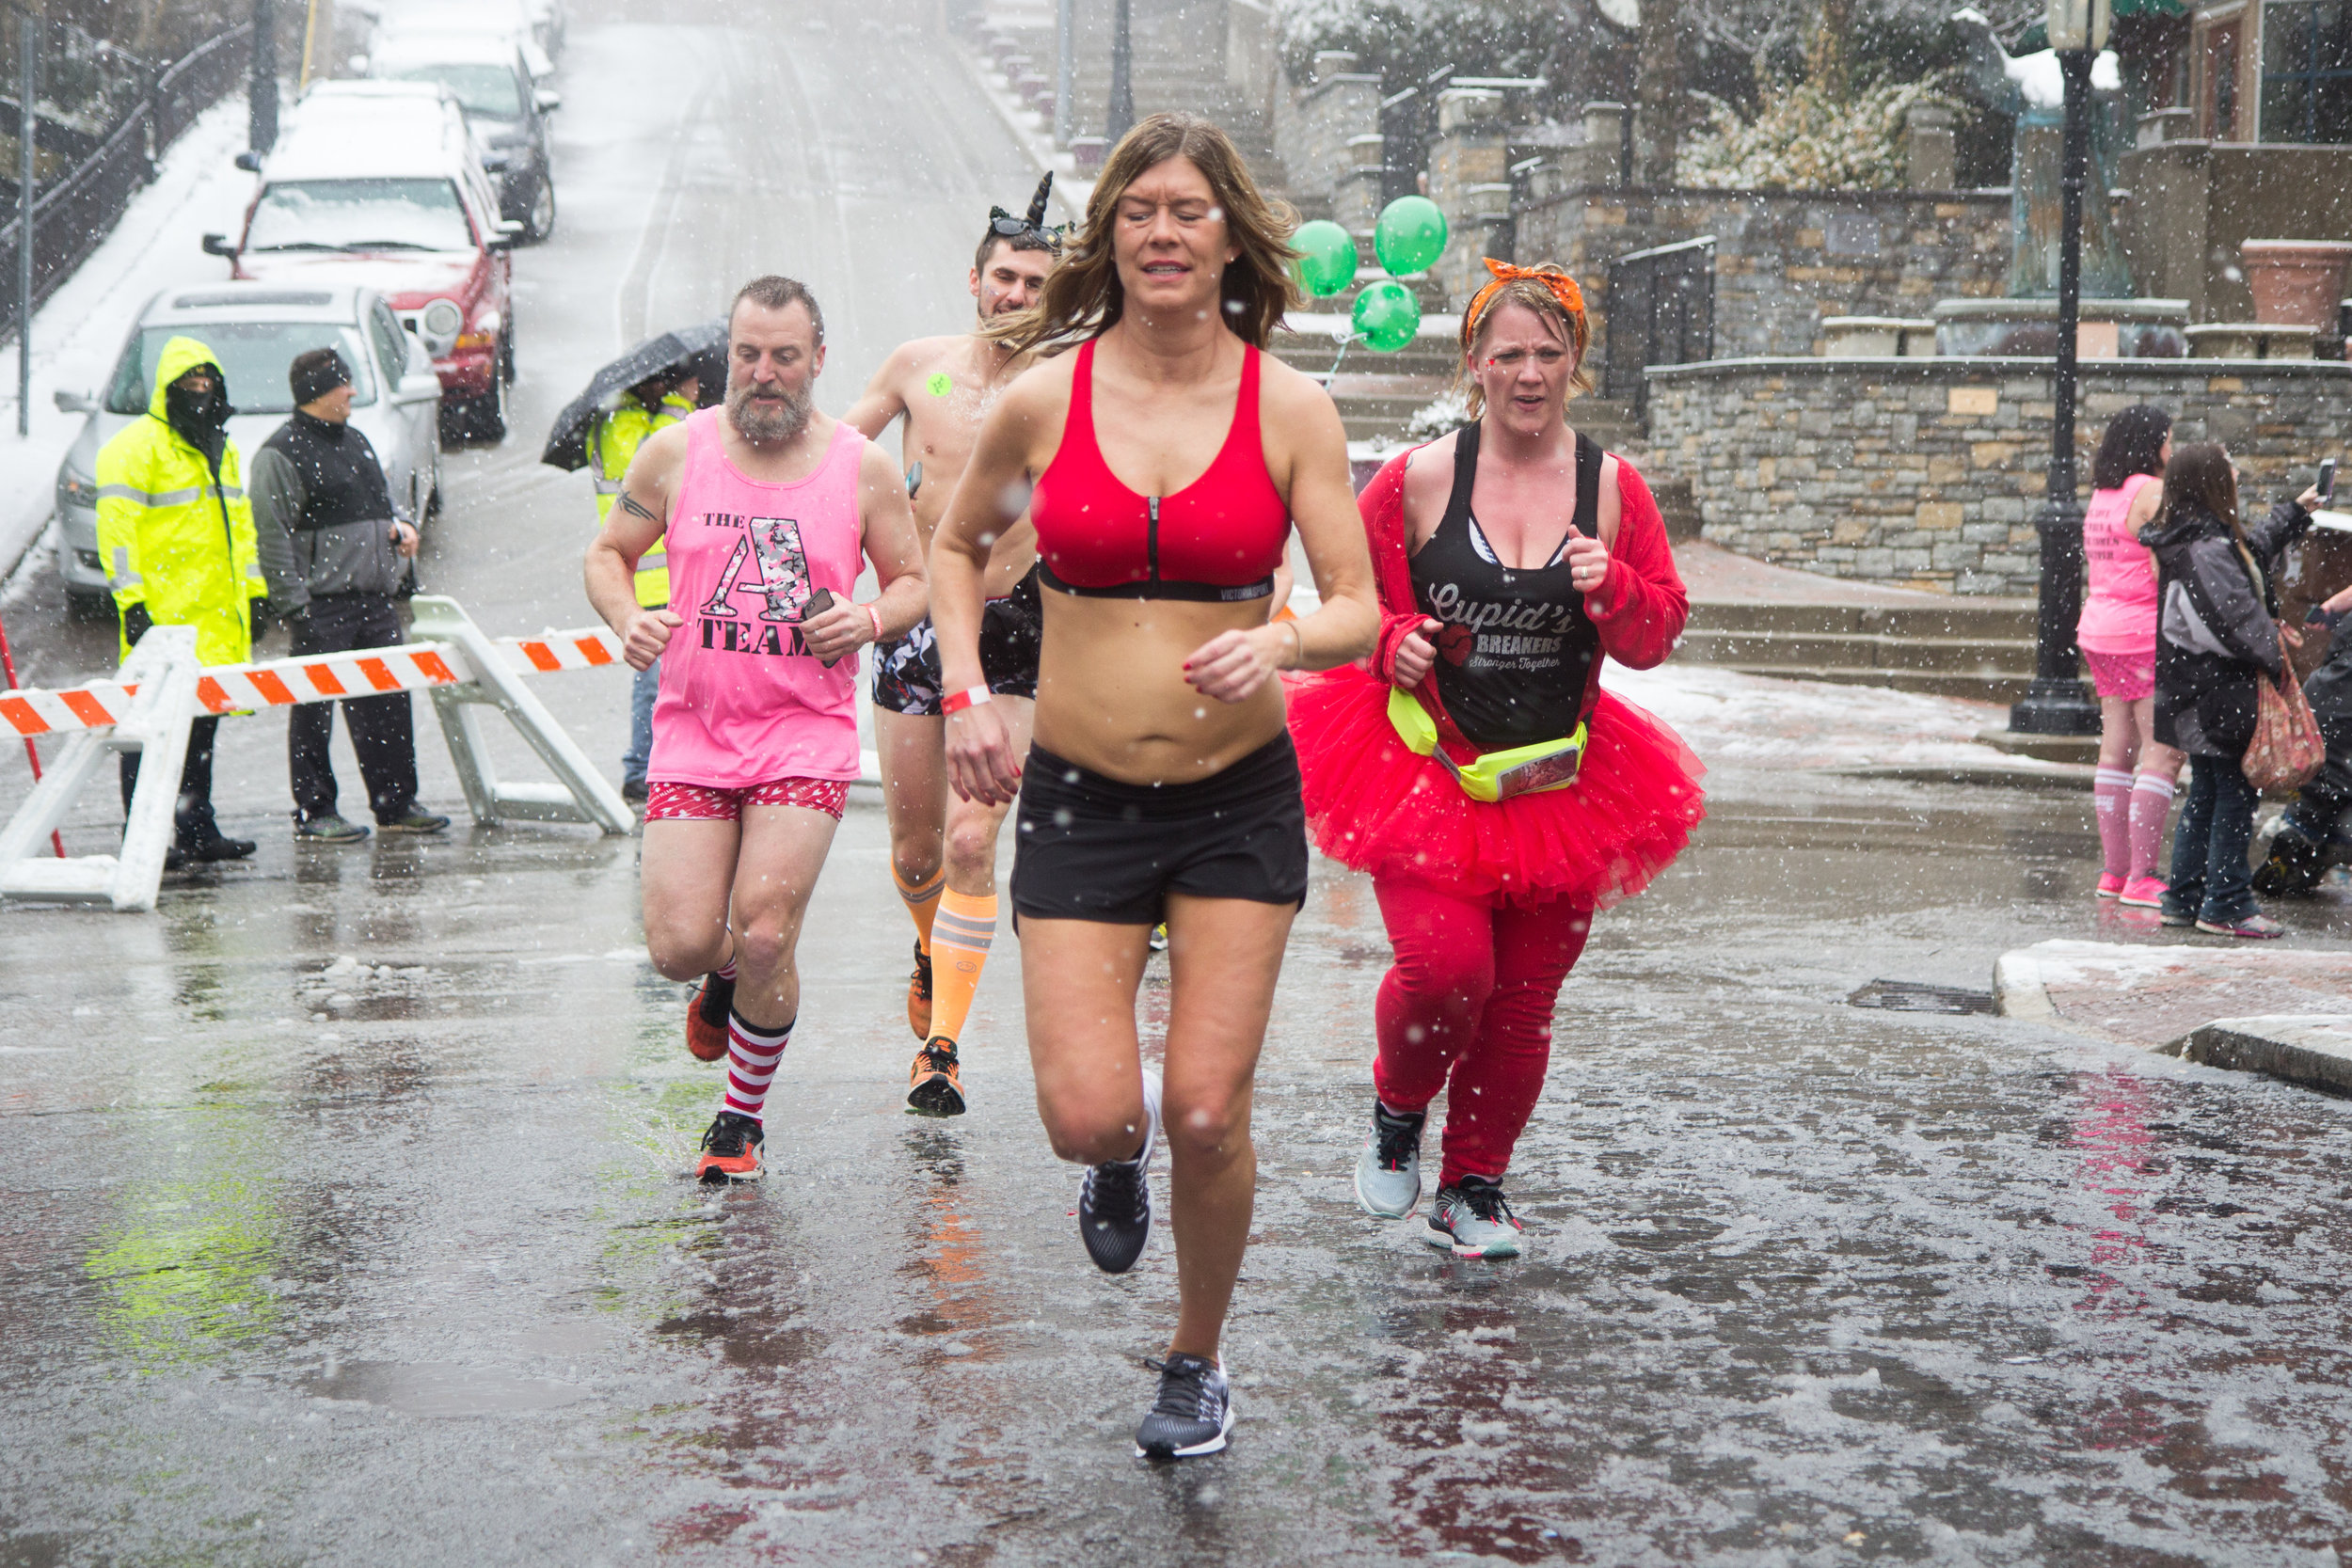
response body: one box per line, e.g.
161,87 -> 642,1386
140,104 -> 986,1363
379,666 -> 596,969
988,113 -> 1300,356
2160,440 -> 2244,545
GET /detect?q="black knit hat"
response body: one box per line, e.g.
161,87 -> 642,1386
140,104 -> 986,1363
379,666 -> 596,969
290,347 -> 352,406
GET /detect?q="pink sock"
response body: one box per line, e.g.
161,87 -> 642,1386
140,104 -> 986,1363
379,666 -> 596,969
2093,768 -> 2132,879
2129,771 -> 2176,880
721,1010 -> 790,1123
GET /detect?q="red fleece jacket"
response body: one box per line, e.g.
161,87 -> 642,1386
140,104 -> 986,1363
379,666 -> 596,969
1359,439 -> 1691,744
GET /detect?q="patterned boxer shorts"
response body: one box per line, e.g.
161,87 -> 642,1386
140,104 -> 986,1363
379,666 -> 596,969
643,777 -> 850,822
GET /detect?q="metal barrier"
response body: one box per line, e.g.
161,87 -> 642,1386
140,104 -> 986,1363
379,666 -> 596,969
0,597 -> 633,912
0,23 -> 251,345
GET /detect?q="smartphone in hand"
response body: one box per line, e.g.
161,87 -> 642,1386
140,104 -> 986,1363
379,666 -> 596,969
2320,458 -> 2339,507
802,587 -> 842,667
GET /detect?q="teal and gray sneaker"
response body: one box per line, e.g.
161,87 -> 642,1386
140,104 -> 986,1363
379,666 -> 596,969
1353,1100 -> 1424,1219
1135,1352 -> 1233,1459
295,815 -> 369,843
1422,1175 -> 1524,1259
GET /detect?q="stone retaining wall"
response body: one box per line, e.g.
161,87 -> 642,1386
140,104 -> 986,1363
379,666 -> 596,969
1646,357 -> 2352,595
1513,187 -> 2011,362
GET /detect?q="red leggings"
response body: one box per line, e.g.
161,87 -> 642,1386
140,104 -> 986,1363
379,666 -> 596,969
1372,878 -> 1592,1188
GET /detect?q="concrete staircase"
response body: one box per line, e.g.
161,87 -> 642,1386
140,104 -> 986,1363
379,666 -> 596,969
1677,593 -> 2042,705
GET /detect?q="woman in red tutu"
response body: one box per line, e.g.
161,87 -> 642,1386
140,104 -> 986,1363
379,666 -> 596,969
1289,259 -> 1705,1258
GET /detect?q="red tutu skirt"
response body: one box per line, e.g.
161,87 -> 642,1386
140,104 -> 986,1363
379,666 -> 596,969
1286,664 -> 1706,909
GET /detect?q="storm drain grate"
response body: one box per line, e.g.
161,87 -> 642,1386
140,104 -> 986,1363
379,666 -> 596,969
1847,980 -> 1996,1015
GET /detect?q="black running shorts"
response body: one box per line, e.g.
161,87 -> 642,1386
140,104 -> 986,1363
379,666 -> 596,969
871,566 -> 1043,715
1010,734 -> 1310,925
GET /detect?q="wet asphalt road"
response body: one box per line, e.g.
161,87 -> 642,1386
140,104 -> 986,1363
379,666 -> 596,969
8,4 -> 2352,1564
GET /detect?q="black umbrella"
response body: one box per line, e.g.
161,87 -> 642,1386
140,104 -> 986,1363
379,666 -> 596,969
539,320 -> 726,471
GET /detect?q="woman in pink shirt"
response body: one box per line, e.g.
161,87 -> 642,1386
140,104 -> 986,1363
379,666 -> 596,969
2076,404 -> 2182,907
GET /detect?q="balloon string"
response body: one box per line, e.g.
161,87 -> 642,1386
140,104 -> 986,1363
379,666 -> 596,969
1327,333 -> 1359,380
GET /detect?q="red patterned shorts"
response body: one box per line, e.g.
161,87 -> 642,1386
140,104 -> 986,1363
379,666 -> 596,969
643,778 -> 850,822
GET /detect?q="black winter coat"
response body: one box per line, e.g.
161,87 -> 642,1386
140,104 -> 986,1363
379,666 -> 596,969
2139,499 -> 2311,758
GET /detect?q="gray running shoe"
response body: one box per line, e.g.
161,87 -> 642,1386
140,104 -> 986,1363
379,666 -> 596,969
1134,1353 -> 1233,1459
1079,1068 -> 1160,1274
1422,1175 -> 1524,1259
295,815 -> 369,843
379,809 -> 451,834
1354,1101 -> 1424,1219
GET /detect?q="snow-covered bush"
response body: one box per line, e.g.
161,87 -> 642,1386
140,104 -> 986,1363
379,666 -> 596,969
1675,71 -> 1964,191
1401,386 -> 1472,444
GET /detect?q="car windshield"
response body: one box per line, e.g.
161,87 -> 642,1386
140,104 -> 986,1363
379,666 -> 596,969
388,63 -> 522,119
246,179 -> 473,253
104,324 -> 375,416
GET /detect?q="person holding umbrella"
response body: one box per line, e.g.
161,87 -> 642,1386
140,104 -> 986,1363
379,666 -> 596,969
542,323 -> 725,801
595,368 -> 698,801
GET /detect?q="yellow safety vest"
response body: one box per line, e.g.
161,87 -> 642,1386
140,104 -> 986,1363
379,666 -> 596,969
592,389 -> 691,609
94,333 -> 262,666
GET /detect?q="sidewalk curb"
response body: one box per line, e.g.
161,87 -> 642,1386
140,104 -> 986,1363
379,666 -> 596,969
1992,947 -> 2058,1022
2159,1015 -> 2352,1096
1836,762 -> 2097,793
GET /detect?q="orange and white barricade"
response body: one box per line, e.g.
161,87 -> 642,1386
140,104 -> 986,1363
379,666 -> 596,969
0,596 -> 633,912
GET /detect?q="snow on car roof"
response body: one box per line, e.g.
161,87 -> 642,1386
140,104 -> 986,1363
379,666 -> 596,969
371,30 -> 526,67
263,93 -> 477,182
151,285 -> 360,322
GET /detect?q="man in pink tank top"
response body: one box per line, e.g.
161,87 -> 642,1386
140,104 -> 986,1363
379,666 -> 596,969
587,276 -> 929,1184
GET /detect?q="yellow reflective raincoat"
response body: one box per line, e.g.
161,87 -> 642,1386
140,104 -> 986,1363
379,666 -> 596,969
94,335 -> 262,665
591,387 -> 691,609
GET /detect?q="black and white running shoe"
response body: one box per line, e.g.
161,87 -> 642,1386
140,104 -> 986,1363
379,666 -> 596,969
1135,1353 -> 1234,1459
1079,1068 -> 1161,1274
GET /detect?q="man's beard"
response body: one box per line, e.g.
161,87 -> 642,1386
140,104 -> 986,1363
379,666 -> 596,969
727,379 -> 813,447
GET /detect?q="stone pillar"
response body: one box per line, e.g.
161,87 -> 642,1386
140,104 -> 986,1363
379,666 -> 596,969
1905,104 -> 1957,190
1573,101 -> 1627,190
1428,87 -> 1509,305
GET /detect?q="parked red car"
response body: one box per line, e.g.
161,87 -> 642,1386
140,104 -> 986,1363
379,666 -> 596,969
204,82 -> 519,440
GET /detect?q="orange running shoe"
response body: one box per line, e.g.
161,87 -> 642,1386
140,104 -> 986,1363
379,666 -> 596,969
907,939 -> 933,1039
694,1112 -> 765,1182
686,970 -> 734,1062
906,1037 -> 966,1117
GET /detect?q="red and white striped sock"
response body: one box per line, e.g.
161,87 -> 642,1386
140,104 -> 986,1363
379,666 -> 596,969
714,957 -> 739,982
721,1009 -> 790,1123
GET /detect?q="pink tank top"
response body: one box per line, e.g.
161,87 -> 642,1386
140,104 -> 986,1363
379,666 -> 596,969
648,408 -> 867,785
2076,471 -> 2159,657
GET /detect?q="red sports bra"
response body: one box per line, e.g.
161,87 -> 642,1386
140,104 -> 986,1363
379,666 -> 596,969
1030,338 -> 1290,603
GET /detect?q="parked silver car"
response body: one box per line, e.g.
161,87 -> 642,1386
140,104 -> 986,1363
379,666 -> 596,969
52,280 -> 442,620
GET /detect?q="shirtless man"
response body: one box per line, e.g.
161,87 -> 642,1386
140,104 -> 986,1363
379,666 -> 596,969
587,276 -> 928,1182
844,175 -> 1061,1119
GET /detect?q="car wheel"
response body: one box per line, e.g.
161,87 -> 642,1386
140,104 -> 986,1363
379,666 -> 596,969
501,324 -> 516,387
65,585 -> 110,623
467,365 -> 510,444
525,175 -> 556,242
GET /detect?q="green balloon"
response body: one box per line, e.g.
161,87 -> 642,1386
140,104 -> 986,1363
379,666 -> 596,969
1293,219 -> 1358,299
1374,196 -> 1448,277
1352,279 -> 1421,353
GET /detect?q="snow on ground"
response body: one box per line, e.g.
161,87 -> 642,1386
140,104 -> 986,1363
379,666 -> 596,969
1602,661 -> 2062,773
0,100 -> 254,582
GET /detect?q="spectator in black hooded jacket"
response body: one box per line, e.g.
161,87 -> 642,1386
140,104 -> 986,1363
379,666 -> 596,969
252,347 -> 450,844
2139,440 -> 2317,938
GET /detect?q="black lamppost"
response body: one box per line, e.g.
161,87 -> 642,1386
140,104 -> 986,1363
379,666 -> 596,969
2009,0 -> 2109,737
248,0 -> 278,154
1106,0 -> 1132,142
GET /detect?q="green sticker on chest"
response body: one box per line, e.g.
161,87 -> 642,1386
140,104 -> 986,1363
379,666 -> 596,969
926,372 -> 953,396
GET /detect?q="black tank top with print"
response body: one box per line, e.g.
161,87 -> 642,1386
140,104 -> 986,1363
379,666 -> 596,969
1408,420 -> 1603,750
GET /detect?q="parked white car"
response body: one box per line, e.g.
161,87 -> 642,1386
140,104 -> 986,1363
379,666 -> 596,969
52,281 -> 443,620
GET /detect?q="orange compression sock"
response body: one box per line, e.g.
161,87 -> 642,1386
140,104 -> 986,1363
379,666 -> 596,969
894,864 -> 945,954
928,890 -> 997,1043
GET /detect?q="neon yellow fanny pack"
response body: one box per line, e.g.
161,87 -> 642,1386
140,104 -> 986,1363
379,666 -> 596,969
1387,687 -> 1585,803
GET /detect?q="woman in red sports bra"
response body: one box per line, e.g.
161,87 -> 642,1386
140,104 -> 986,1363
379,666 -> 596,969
1288,261 -> 1706,1259
929,113 -> 1376,1461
